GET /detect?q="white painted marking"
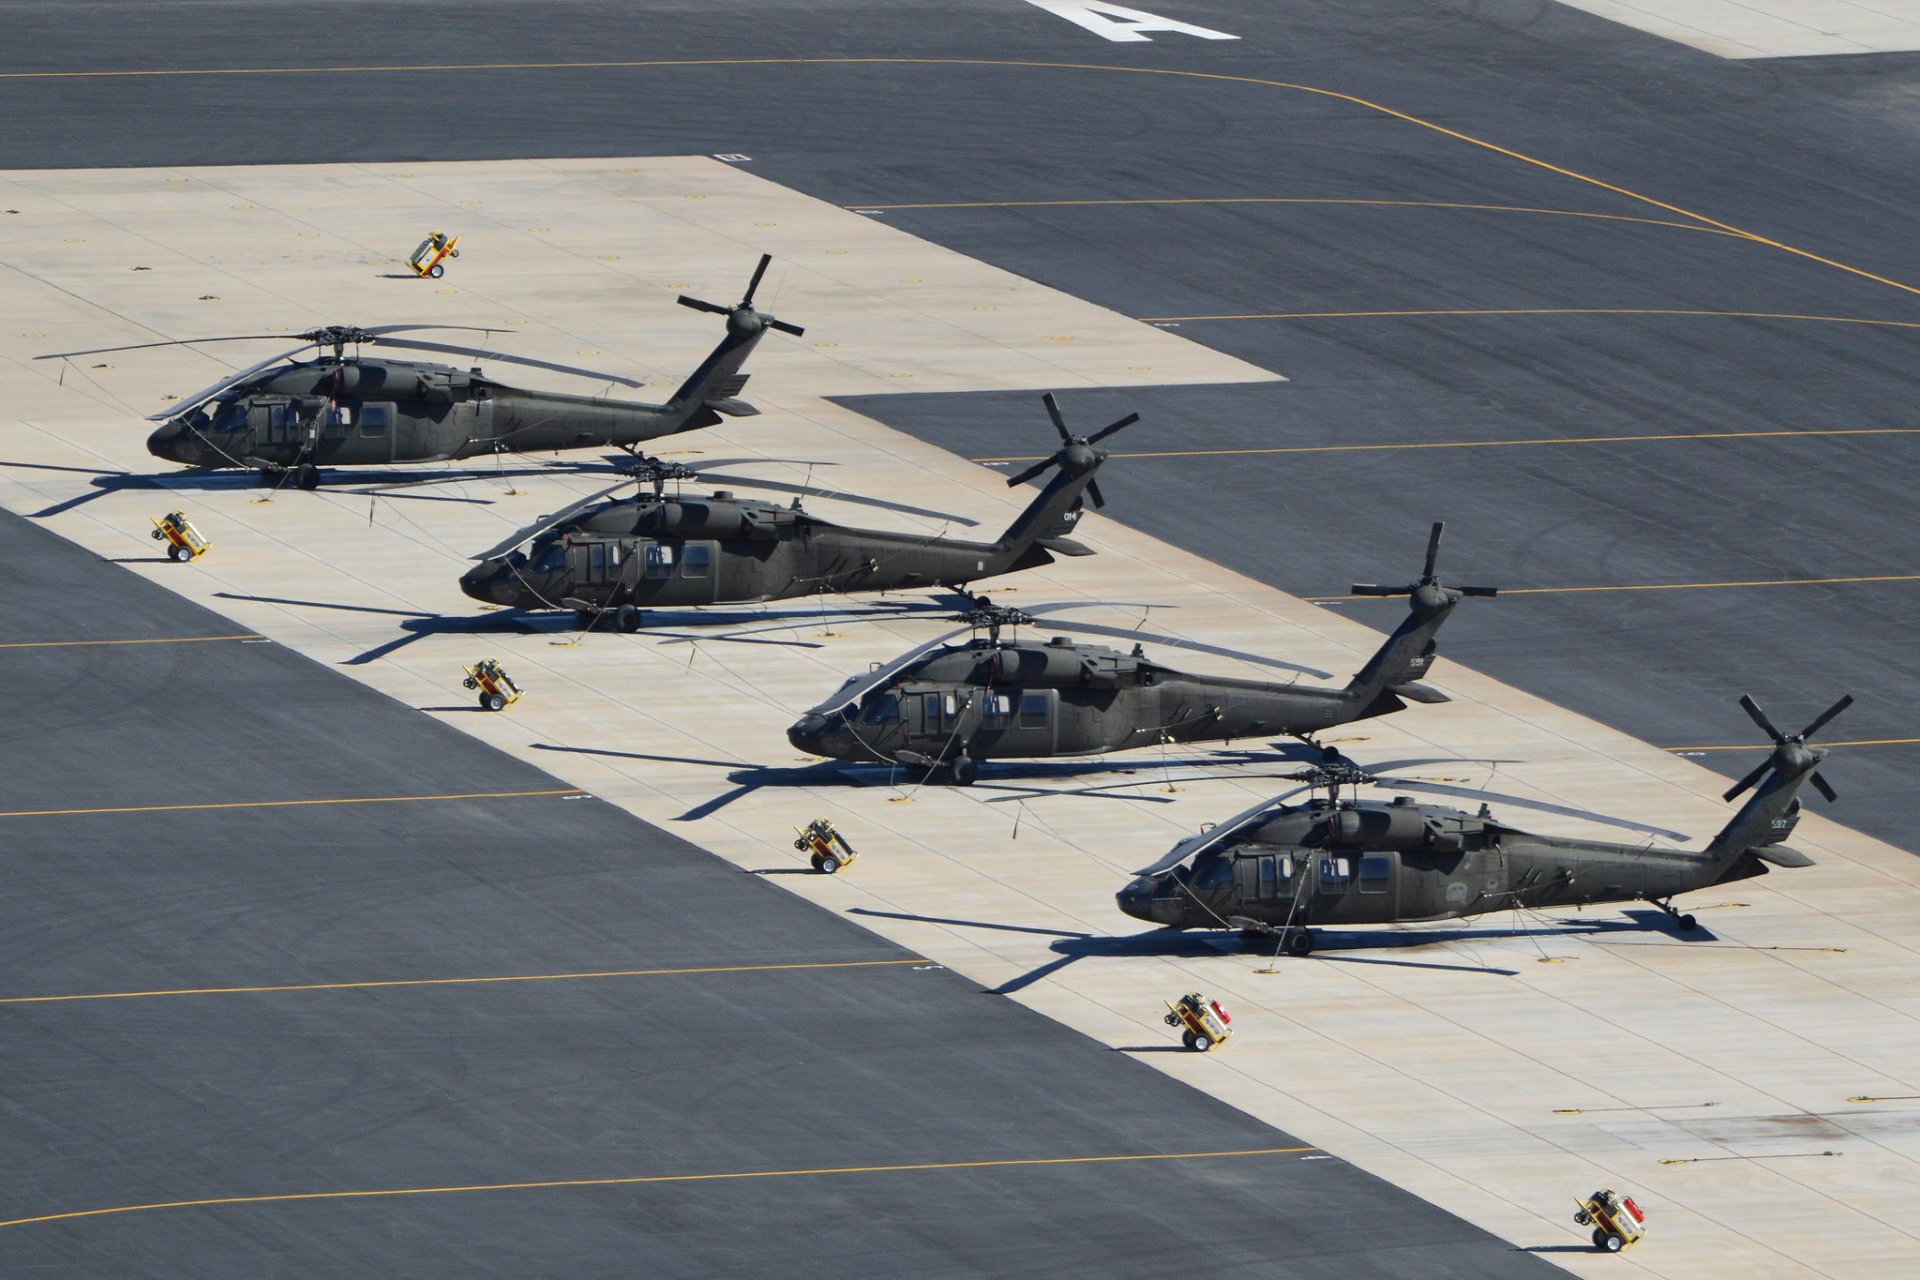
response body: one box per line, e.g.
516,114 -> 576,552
1024,1 -> 1238,43
712,153 -> 753,163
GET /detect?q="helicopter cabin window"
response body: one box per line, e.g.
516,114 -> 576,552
322,402 -> 352,434
1018,691 -> 1050,728
587,543 -> 610,582
1193,858 -> 1233,890
644,545 -> 674,579
1318,856 -> 1352,893
862,692 -> 900,724
359,403 -> 392,435
983,694 -> 1013,728
1258,855 -> 1279,896
1359,854 -> 1393,893
681,544 -> 712,579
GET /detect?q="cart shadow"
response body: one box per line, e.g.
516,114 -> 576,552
107,556 -> 180,564
1521,1245 -> 1599,1254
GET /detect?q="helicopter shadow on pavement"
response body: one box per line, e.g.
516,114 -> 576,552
211,591 -> 544,665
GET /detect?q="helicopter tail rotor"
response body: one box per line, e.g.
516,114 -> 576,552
1002,392 -> 1140,507
1350,522 -> 1499,610
1722,692 -> 1851,804
678,254 -> 806,337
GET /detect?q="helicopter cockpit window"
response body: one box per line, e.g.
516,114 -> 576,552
210,401 -> 247,431
862,692 -> 900,724
530,542 -> 566,573
1193,858 -> 1233,890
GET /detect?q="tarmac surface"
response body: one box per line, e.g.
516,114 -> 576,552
3,1 -> 1916,1275
0,510 -> 1540,1276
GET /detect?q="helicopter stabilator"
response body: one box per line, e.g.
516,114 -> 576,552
1117,692 -> 1849,954
36,254 -> 804,489
787,522 -> 1496,784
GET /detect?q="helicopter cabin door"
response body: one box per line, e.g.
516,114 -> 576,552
1312,850 -> 1398,923
568,540 -> 621,598
248,399 -> 297,450
1237,852 -> 1296,915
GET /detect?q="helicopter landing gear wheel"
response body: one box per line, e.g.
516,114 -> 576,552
294,464 -> 320,491
429,263 -> 445,279
615,605 -> 642,632
948,755 -> 977,786
1285,928 -> 1316,957
168,543 -> 193,563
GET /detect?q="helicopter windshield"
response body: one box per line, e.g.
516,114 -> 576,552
529,542 -> 566,573
209,400 -> 248,432
861,692 -> 900,724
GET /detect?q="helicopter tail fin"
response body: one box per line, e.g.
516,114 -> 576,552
1340,523 -> 1495,717
1702,693 -> 1848,871
662,255 -> 803,432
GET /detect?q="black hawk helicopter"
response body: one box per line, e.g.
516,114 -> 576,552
36,255 -> 803,490
1116,692 -> 1849,955
786,522 -> 1494,784
458,393 -> 1140,628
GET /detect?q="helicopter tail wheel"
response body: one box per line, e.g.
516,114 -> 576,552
1285,928 -> 1315,957
168,543 -> 193,563
485,693 -> 507,712
948,755 -> 977,786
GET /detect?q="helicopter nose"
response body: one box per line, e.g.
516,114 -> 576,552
1116,876 -> 1173,925
145,419 -> 192,463
787,713 -> 830,756
459,560 -> 514,606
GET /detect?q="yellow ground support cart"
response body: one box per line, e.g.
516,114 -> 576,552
462,657 -> 522,712
1574,1188 -> 1648,1253
794,817 -> 857,874
1164,992 -> 1234,1052
407,230 -> 461,279
150,511 -> 210,562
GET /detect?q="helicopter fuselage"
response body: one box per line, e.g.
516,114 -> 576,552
145,358 -> 707,471
788,636 -> 1385,766
458,492 -> 1059,616
1116,796 -> 1783,933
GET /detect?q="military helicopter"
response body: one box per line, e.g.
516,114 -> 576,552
35,255 -> 803,490
1116,692 -> 1850,955
786,523 -> 1494,784
458,393 -> 1140,628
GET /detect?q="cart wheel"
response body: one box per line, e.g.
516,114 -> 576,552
1285,928 -> 1315,957
817,853 -> 841,875
476,692 -> 493,709
948,755 -> 977,786
1190,1032 -> 1213,1053
486,693 -> 507,712
429,263 -> 445,279
1678,913 -> 1697,932
168,543 -> 193,562
450,249 -> 461,258
150,528 -> 165,541
1164,1013 -> 1181,1028
1180,1029 -> 1198,1051
1603,1233 -> 1625,1253
794,838 -> 809,852
463,678 -> 478,690
1574,1211 -> 1592,1227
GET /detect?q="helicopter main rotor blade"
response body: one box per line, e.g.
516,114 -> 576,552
1422,521 -> 1444,580
1019,606 -> 1334,679
742,253 -> 772,306
802,628 -> 973,714
1383,778 -> 1690,841
1810,771 -> 1839,804
148,344 -> 319,420
37,333 -> 296,359
1084,411 -> 1140,446
1041,392 -> 1073,444
1132,790 -> 1294,876
469,479 -> 635,561
1738,693 -> 1786,743
1798,693 -> 1854,741
690,472 -> 979,526
374,338 -> 644,388
1721,758 -> 1773,803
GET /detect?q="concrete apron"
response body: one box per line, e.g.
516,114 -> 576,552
2,157 -> 1915,1279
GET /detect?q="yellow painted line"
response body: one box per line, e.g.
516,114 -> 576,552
846,196 -> 1735,237
2,57 -> 1912,300
1305,573 -> 1920,602
0,1146 -> 1313,1230
0,959 -> 922,1006
973,427 -> 1920,464
1665,739 -> 1920,753
0,788 -> 583,820
0,634 -> 260,650
1140,308 -> 1920,327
